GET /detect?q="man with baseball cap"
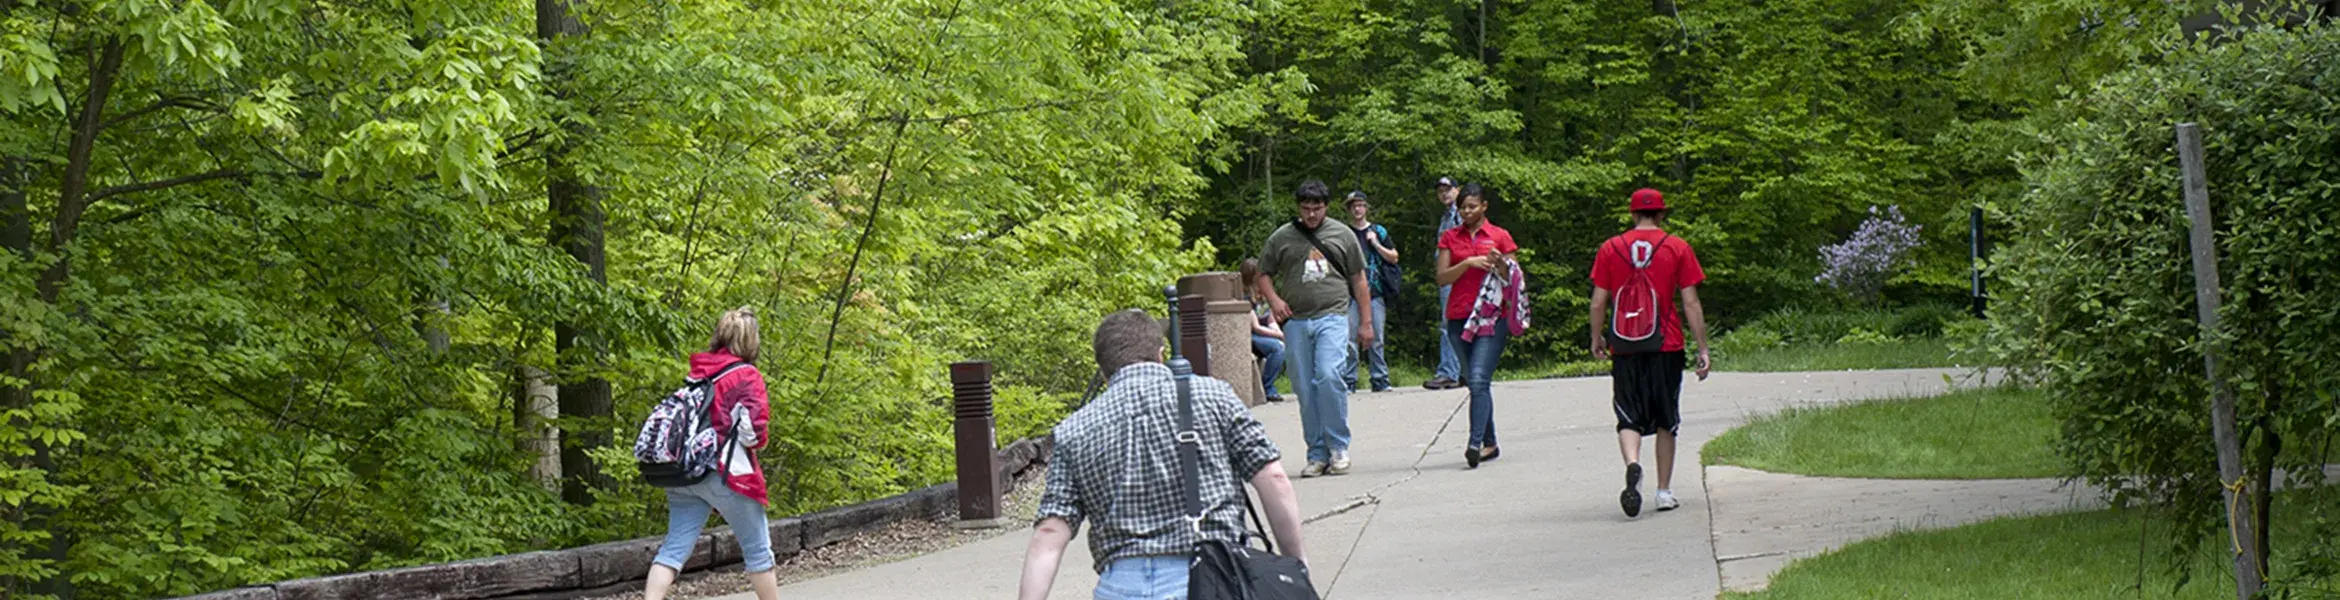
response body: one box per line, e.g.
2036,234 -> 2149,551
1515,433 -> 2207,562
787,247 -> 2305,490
1587,188 -> 1712,518
1423,176 -> 1465,390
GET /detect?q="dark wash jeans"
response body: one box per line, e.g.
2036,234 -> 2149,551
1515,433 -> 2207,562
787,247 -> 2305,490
1443,315 -> 1509,449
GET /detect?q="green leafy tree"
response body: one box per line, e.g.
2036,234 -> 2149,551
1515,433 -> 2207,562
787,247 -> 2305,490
1980,23 -> 2340,592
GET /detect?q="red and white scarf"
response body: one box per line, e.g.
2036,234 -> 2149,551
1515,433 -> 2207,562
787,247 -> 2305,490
1461,258 -> 1530,341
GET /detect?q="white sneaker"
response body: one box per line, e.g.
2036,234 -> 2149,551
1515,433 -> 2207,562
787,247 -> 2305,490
1327,452 -> 1352,475
1301,461 -> 1328,478
1655,489 -> 1680,512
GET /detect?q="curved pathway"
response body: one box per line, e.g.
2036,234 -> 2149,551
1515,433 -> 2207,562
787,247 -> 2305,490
750,367 -> 2092,599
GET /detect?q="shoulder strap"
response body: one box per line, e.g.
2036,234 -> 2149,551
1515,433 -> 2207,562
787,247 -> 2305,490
691,362 -> 754,387
1291,219 -> 1354,280
1173,367 -> 1277,554
698,362 -> 755,468
1613,232 -> 1674,271
1173,367 -> 1207,537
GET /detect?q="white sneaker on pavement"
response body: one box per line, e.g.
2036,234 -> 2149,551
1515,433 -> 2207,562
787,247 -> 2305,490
1301,461 -> 1328,478
1655,489 -> 1680,512
1327,452 -> 1352,475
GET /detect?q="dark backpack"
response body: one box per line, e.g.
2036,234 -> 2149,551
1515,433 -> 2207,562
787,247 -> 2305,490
632,363 -> 753,487
1605,234 -> 1672,355
1369,225 -> 1403,310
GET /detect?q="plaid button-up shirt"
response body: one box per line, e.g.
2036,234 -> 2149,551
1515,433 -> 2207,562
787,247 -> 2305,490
1035,362 -> 1282,573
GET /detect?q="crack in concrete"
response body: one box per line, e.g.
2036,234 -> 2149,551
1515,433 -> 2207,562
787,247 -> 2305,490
1318,394 -> 1469,599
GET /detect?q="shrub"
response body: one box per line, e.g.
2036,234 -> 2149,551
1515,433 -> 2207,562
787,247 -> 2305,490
1835,327 -> 1896,345
1887,304 -> 1968,338
1713,327 -> 1787,356
1815,206 -> 1925,304
1981,24 -> 2340,590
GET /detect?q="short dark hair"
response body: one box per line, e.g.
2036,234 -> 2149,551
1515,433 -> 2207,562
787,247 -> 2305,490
1295,180 -> 1330,204
1457,183 -> 1488,205
1093,309 -> 1165,375
1632,208 -> 1668,222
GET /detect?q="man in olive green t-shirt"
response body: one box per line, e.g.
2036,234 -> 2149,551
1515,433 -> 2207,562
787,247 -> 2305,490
1253,179 -> 1374,477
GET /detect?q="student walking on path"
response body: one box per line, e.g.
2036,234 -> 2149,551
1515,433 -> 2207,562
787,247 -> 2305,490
1017,310 -> 1308,600
1588,188 -> 1713,518
1434,185 -> 1528,468
1424,177 -> 1466,391
644,307 -> 782,600
1254,179 -> 1374,477
1240,258 -> 1288,403
1342,190 -> 1399,393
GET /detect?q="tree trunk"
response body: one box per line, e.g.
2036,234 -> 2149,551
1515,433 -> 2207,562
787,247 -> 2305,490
15,36 -> 128,600
538,0 -> 611,506
2,155 -> 31,600
2251,413 -> 2280,583
416,255 -> 452,353
515,365 -> 561,490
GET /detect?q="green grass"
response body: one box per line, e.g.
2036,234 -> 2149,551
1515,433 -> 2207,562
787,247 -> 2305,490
1717,337 -> 1960,372
1727,494 -> 2334,600
1704,387 -> 2061,479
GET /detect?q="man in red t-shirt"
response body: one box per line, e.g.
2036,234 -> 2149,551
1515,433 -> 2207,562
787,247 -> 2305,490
1588,188 -> 1712,519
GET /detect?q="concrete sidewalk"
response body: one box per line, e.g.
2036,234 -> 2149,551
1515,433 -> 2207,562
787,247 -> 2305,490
759,368 -> 1988,599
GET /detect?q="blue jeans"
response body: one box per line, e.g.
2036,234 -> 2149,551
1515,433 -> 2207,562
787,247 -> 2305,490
1435,286 -> 1461,380
1095,555 -> 1188,599
1285,313 -> 1353,463
1445,316 -> 1510,449
1253,334 -> 1286,399
655,476 -> 776,573
1342,297 -> 1390,390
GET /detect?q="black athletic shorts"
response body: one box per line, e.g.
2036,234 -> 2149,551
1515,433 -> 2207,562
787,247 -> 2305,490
1613,351 -> 1686,435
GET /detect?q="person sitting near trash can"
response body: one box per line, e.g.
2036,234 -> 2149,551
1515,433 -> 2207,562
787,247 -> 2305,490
1241,258 -> 1288,403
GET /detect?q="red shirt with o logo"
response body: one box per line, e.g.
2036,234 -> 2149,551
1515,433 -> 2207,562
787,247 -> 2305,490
1589,229 -> 1706,352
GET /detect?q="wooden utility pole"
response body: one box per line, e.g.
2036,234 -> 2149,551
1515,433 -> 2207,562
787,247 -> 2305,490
2176,122 -> 2263,600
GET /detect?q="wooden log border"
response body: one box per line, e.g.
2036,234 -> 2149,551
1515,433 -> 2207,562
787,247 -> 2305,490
176,437 -> 1053,600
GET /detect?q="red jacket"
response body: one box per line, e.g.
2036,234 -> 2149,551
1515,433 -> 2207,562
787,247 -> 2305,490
689,350 -> 772,505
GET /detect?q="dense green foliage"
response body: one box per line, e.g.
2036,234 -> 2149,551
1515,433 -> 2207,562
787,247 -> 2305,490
0,0 -> 1237,596
1704,387 -> 2060,479
0,0 -> 2328,594
1182,0 -> 1998,368
1977,20 -> 2340,591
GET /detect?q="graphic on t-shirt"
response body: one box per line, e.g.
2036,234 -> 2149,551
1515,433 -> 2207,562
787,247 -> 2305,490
1630,240 -> 1656,268
1303,249 -> 1329,283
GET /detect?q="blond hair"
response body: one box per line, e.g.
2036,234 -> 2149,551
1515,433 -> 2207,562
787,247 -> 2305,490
709,306 -> 761,363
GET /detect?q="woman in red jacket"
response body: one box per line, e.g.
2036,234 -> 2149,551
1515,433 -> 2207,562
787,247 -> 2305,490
646,307 -> 781,600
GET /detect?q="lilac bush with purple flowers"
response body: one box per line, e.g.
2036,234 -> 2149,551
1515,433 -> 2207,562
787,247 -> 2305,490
1815,205 -> 1923,304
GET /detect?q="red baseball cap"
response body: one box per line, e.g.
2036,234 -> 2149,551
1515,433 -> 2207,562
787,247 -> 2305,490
1630,188 -> 1666,211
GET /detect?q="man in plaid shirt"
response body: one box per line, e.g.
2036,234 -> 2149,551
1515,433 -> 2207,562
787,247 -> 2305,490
1018,310 -> 1309,600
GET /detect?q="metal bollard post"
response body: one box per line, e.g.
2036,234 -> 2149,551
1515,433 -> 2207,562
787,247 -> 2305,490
1165,286 -> 1194,377
1970,207 -> 1988,319
949,361 -> 1005,527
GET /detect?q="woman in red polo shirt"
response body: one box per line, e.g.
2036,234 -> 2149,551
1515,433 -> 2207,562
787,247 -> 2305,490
1434,184 -> 1523,469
